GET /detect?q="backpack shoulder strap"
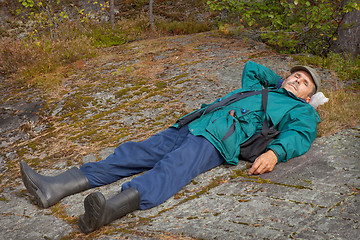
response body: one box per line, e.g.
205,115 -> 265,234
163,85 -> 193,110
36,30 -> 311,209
261,88 -> 270,134
177,90 -> 263,127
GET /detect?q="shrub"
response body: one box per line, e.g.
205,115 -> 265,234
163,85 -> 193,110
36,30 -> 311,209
86,23 -> 128,48
157,19 -> 212,35
17,0 -> 69,40
206,0 -> 360,56
0,37 -> 35,75
84,13 -> 156,48
0,22 -> 96,87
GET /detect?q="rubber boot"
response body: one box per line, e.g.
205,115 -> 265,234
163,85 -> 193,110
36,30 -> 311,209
78,187 -> 140,234
20,160 -> 90,208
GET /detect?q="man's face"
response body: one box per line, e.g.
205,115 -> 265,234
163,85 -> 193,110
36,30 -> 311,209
282,70 -> 315,102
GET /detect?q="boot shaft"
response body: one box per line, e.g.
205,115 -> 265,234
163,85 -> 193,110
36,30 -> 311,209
104,187 -> 140,223
78,187 -> 140,234
20,161 -> 90,208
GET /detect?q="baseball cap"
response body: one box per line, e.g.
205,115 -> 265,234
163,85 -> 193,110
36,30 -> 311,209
291,65 -> 321,92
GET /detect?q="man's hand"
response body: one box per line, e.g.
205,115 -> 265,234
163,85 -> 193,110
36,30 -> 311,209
248,150 -> 278,175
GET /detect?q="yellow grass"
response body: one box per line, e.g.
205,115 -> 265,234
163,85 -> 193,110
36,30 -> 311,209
317,86 -> 360,136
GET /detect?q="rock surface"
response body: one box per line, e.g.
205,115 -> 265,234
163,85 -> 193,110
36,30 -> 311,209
0,32 -> 358,239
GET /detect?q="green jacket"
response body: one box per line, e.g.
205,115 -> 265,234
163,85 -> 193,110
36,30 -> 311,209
174,61 -> 321,165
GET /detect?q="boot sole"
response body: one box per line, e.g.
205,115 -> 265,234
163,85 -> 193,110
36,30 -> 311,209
78,192 -> 106,234
20,161 -> 48,208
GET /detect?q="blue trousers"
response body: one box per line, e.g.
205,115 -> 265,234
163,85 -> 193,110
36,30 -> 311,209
80,126 -> 224,210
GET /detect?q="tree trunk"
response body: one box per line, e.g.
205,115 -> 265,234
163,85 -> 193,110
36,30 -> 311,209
149,0 -> 156,32
337,8 -> 360,57
110,0 -> 115,30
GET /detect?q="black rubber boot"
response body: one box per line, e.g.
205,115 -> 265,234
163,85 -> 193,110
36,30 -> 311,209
78,187 -> 140,234
20,160 -> 90,208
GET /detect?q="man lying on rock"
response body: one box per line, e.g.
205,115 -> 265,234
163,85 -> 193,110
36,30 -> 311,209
20,60 -> 322,234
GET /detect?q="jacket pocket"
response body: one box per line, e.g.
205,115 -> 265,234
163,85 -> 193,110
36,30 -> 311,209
236,113 -> 263,139
206,114 -> 241,159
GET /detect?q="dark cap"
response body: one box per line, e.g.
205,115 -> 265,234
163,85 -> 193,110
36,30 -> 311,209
291,65 -> 321,92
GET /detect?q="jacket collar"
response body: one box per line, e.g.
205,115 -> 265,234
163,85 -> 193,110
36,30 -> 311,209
277,87 -> 308,103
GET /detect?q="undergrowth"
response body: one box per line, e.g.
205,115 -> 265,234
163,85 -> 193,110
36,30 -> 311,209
0,12 -> 213,87
0,22 -> 96,86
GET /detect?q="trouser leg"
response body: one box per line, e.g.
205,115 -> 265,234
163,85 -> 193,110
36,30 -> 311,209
122,132 -> 224,210
80,126 -> 189,188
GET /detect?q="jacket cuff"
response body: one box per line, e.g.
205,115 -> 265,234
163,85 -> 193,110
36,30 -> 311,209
267,145 -> 286,162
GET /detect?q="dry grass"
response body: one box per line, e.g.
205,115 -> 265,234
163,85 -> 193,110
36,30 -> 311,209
317,85 -> 360,137
0,23 -> 96,87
